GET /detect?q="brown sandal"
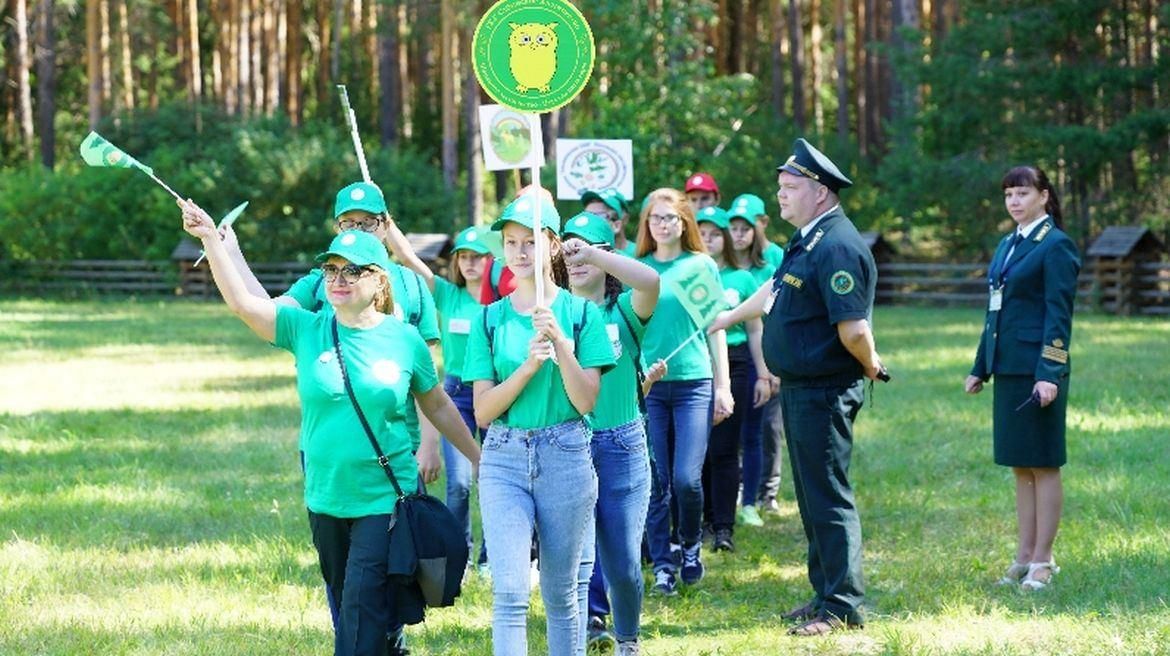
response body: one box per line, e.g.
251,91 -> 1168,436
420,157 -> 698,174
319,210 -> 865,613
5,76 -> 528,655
787,616 -> 863,636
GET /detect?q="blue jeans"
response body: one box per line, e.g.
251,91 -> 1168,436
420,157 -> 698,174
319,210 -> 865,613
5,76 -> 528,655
645,379 -> 713,573
579,419 -> 651,642
441,375 -> 487,564
479,419 -> 598,656
740,358 -> 764,507
308,511 -> 396,656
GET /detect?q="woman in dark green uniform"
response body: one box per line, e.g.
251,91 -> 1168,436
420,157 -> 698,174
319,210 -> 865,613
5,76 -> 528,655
966,165 -> 1080,591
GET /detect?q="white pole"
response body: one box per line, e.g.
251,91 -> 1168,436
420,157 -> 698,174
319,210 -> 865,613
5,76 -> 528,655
531,163 -> 545,307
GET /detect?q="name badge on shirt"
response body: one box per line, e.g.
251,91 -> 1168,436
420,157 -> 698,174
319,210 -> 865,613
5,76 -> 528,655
448,318 -> 471,335
989,288 -> 1003,312
606,323 -> 623,358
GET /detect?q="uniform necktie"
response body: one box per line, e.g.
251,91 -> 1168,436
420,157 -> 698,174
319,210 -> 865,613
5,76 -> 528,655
1004,231 -> 1025,264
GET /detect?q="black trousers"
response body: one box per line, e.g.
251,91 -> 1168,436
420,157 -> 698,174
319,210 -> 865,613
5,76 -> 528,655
309,511 -> 396,656
703,344 -> 752,532
781,381 -> 866,624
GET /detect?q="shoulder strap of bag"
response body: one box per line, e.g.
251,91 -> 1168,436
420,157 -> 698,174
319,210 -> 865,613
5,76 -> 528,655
614,297 -> 647,413
331,317 -> 405,499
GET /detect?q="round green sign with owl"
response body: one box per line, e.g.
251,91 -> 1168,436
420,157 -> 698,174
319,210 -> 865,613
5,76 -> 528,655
472,0 -> 595,113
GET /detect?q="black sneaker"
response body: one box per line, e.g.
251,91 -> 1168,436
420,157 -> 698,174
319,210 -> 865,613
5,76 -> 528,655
669,542 -> 683,569
680,542 -> 705,584
386,630 -> 410,655
651,569 -> 678,596
586,615 -> 616,653
713,528 -> 735,553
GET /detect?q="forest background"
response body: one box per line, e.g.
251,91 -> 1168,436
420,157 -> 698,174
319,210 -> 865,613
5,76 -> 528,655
0,0 -> 1167,264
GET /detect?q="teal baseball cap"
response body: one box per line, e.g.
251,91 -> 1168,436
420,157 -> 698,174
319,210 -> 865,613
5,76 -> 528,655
453,225 -> 494,255
491,195 -> 562,234
315,230 -> 392,271
562,211 -> 615,247
580,188 -> 627,215
334,181 -> 387,218
695,206 -> 730,230
728,194 -> 766,224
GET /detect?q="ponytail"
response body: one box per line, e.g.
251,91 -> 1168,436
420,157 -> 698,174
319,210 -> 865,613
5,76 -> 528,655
372,270 -> 395,316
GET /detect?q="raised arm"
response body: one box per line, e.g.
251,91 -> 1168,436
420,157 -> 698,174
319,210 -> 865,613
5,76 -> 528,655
563,237 -> 660,320
180,199 -> 276,342
219,224 -> 272,299
380,215 -> 436,292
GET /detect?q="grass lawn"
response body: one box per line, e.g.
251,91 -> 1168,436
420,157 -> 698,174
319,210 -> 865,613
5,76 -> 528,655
1,299 -> 1168,655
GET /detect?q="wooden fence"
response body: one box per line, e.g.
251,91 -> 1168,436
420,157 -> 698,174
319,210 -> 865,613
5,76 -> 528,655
3,259 -> 1169,315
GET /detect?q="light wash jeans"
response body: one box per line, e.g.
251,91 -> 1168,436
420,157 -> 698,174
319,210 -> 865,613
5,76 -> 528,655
579,418 -> 651,643
645,379 -> 713,573
480,419 -> 598,656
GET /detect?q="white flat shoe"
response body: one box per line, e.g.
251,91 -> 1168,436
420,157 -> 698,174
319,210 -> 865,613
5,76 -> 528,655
997,560 -> 1030,586
1021,560 -> 1060,591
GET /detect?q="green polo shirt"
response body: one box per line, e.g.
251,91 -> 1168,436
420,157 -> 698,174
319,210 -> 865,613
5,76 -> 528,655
719,267 -> 759,348
274,306 -> 437,518
591,291 -> 647,430
433,277 -> 483,379
462,289 -> 616,429
638,251 -> 723,382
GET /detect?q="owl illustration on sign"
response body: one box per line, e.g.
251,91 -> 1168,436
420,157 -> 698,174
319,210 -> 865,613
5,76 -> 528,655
508,22 -> 559,94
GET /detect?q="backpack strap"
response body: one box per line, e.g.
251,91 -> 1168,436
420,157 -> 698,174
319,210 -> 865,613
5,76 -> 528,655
613,297 -> 647,414
482,302 -> 506,423
310,273 -> 325,313
408,268 -> 423,326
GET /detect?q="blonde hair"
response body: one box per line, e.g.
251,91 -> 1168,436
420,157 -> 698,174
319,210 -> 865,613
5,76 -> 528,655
635,188 -> 706,258
372,269 -> 395,316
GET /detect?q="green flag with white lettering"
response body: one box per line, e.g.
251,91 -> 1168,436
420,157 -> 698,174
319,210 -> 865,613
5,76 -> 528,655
79,131 -> 153,175
666,257 -> 726,329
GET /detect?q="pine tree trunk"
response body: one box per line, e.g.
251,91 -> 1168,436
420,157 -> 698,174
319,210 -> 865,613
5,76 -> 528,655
769,0 -> 785,119
889,0 -> 918,134
810,0 -> 823,134
316,0 -> 331,115
863,0 -> 880,151
87,0 -> 103,127
286,0 -> 302,124
252,0 -> 264,114
15,0 -> 35,159
100,0 -> 112,106
36,0 -> 56,169
118,0 -> 133,110
788,0 -> 805,130
441,0 -> 456,189
834,0 -> 848,140
331,0 -> 343,83
378,0 -> 401,146
853,0 -> 866,153
266,0 -> 281,116
188,0 -> 203,105
463,8 -> 482,226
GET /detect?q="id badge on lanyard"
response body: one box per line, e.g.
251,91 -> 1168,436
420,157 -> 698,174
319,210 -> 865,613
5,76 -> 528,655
989,287 -> 1003,312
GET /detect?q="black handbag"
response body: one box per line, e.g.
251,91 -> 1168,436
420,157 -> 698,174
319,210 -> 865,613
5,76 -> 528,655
331,319 -> 469,609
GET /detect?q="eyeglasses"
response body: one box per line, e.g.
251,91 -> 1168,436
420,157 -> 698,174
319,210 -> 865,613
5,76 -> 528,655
648,213 -> 681,226
337,215 -> 384,232
321,263 -> 374,283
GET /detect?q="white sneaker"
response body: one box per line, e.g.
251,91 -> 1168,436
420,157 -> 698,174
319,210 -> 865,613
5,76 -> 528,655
616,640 -> 640,655
529,559 -> 540,590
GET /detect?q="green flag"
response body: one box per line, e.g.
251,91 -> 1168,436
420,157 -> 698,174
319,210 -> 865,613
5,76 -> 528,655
666,257 -> 726,329
79,131 -> 153,175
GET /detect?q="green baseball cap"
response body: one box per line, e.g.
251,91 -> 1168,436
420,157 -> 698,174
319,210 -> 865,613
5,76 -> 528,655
491,195 -> 562,234
580,188 -> 627,215
562,211 -> 615,247
695,206 -> 730,230
334,181 -> 387,218
315,230 -> 392,271
453,225 -> 494,255
728,194 -> 766,225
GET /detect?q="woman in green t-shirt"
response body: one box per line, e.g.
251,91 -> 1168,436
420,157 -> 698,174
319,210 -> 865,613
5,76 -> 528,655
180,201 -> 481,656
560,211 -> 660,652
634,188 -> 732,596
696,206 -> 772,554
380,221 -> 496,570
462,195 -> 616,656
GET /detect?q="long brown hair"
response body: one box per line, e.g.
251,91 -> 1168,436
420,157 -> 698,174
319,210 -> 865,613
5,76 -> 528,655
635,187 -> 706,257
730,220 -> 767,269
1001,165 -> 1063,229
547,231 -> 570,289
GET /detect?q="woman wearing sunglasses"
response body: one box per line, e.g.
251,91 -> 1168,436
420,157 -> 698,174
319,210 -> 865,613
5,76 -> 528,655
179,199 -> 480,656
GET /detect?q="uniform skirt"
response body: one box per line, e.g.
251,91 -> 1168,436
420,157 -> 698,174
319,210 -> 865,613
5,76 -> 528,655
992,374 -> 1068,468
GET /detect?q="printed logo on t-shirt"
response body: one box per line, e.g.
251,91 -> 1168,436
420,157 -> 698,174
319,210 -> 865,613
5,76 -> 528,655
372,360 -> 403,385
318,350 -> 335,364
723,288 -> 742,306
448,318 -> 472,335
605,323 -> 622,359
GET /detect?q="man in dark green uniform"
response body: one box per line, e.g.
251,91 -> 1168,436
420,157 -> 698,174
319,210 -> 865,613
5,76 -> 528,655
709,138 -> 885,636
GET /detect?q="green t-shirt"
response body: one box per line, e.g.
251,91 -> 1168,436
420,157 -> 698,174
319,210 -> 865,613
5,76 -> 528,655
274,306 -> 438,518
749,261 -> 778,286
638,251 -> 723,381
462,289 -> 616,429
763,241 -> 786,270
282,263 -> 440,449
618,241 -> 637,257
591,291 -> 648,430
433,277 -> 483,379
719,267 -> 759,348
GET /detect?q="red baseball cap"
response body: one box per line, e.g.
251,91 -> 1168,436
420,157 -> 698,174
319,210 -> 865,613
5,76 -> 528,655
684,172 -> 719,194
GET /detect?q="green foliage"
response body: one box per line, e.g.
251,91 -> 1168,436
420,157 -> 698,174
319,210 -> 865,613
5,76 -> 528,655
0,105 -> 456,262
